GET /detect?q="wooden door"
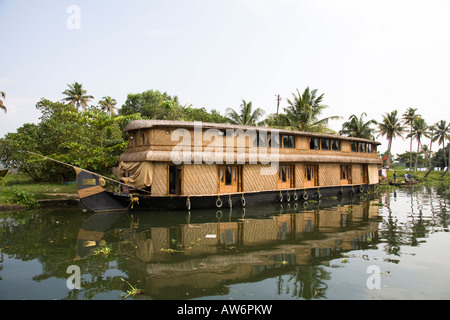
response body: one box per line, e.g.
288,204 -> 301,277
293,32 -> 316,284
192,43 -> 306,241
361,164 -> 368,184
277,164 -> 294,189
218,165 -> 241,193
340,165 -> 352,185
168,165 -> 182,195
304,165 -> 318,188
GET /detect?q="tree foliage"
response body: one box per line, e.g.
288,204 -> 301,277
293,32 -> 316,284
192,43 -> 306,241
0,99 -> 140,182
266,87 -> 341,133
119,89 -> 228,123
340,112 -> 377,140
225,99 -> 265,126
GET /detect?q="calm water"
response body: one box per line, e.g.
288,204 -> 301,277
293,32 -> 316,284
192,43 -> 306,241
0,185 -> 449,300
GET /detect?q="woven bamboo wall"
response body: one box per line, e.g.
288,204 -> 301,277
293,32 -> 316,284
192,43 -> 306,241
318,163 -> 341,187
151,162 -> 168,196
368,164 -> 379,184
296,136 -> 310,149
351,165 -> 362,185
242,164 -> 277,192
341,141 -> 351,152
295,164 -> 304,188
183,164 -> 218,195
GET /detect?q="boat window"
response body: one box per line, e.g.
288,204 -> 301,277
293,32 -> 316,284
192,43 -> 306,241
130,135 -> 135,147
359,142 -> 366,153
225,166 -> 232,185
321,138 -> 330,150
281,165 -> 287,182
269,133 -> 280,148
253,131 -> 267,147
305,165 -> 313,181
310,138 -> 320,150
220,169 -> 224,183
141,133 -> 146,145
332,140 -> 340,151
283,135 -> 295,149
351,142 -> 358,152
367,143 -> 372,153
233,168 -> 236,182
341,165 -> 352,180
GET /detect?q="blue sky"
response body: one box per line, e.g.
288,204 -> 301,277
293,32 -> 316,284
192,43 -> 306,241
1,0 -> 450,156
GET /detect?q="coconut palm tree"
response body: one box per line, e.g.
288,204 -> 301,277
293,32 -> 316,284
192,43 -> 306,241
61,82 -> 94,111
339,112 -> 377,140
408,117 -> 427,171
225,99 -> 265,126
0,91 -> 6,113
426,123 -> 436,152
284,87 -> 341,133
377,110 -> 405,168
98,96 -> 118,116
402,107 -> 419,171
433,120 -> 450,171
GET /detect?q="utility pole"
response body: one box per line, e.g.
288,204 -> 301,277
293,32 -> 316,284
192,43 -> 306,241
275,94 -> 281,115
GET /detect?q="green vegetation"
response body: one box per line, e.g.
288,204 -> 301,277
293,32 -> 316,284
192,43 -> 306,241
0,83 -> 449,205
0,172 -> 77,206
382,167 -> 450,186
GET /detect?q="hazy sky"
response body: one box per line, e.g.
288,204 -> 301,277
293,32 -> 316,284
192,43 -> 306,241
1,0 -> 449,156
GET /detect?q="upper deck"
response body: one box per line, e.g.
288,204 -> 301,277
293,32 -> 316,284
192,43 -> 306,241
120,120 -> 381,165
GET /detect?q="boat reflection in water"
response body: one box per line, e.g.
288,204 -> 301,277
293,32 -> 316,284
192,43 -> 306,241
76,197 -> 381,299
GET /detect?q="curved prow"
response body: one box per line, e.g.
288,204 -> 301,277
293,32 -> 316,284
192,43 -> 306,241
76,168 -> 127,213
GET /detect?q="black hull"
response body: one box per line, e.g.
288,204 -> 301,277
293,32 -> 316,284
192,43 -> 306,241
76,166 -> 378,213
81,184 -> 378,212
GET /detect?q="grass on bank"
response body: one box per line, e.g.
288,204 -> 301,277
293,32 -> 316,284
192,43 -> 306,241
381,167 -> 450,185
0,172 -> 77,206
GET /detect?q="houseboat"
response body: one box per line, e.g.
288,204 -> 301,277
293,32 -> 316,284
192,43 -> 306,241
76,120 -> 382,212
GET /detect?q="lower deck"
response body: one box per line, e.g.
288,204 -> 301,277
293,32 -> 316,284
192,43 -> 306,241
129,162 -> 379,197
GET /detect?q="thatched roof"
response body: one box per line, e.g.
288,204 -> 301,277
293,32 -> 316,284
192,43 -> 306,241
124,119 -> 381,145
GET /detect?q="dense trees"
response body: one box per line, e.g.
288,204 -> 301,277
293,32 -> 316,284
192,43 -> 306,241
0,82 -> 448,182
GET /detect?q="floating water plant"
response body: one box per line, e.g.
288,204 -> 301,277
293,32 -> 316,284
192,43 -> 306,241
121,278 -> 143,299
94,244 -> 111,256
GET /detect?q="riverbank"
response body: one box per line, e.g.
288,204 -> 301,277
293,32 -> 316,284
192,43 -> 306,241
0,172 -> 79,211
381,167 -> 450,184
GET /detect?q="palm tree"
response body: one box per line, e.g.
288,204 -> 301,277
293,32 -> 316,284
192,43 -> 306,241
61,82 -> 94,111
98,96 -> 118,116
377,110 -> 405,168
0,91 -> 6,113
225,99 -> 265,126
284,87 -> 341,133
426,123 -> 436,152
408,117 -> 427,171
433,120 -> 450,171
402,107 -> 419,171
421,144 -> 432,169
339,112 -> 377,140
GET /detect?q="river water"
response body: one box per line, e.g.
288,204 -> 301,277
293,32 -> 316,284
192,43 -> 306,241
0,185 -> 449,300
